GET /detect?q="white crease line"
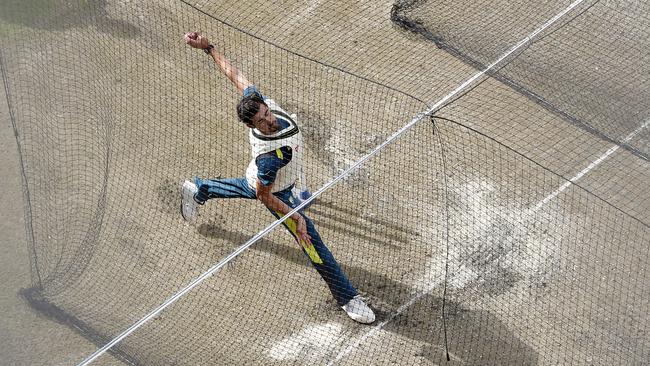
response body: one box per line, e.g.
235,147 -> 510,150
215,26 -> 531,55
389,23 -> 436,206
326,278 -> 442,366
532,119 -> 649,212
78,0 -> 603,364
327,1 -> 589,363
329,121 -> 650,366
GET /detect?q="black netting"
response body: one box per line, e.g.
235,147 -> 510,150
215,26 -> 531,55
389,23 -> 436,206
392,0 -> 650,161
1,0 -> 648,365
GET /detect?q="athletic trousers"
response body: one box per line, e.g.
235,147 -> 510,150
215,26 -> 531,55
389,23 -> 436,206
194,177 -> 358,306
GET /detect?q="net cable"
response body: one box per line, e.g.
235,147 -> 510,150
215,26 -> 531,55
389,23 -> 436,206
77,1 -> 588,363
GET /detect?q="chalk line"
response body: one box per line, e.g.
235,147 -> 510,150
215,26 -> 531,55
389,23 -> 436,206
326,0 -> 591,363
532,119 -> 649,211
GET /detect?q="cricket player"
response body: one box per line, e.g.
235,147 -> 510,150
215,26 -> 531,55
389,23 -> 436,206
180,32 -> 375,324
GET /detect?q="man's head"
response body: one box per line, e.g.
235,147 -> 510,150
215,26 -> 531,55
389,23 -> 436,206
237,93 -> 279,135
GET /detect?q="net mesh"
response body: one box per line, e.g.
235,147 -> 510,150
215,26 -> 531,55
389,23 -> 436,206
1,0 -> 648,365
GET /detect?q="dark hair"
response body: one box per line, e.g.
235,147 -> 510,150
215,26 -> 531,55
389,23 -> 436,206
237,92 -> 266,125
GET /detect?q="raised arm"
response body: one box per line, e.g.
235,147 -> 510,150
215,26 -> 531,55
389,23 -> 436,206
184,32 -> 252,95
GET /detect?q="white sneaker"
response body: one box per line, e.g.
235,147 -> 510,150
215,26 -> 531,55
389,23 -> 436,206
342,295 -> 375,324
180,180 -> 199,221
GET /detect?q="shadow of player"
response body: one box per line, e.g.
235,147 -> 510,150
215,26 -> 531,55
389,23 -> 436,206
197,221 -> 539,365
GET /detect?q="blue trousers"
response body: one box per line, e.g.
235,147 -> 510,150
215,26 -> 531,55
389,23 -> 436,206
194,177 -> 358,306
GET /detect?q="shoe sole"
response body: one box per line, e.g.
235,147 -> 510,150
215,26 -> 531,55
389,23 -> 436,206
180,181 -> 198,221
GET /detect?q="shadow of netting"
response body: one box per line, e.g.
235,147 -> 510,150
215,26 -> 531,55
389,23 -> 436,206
391,0 -> 650,160
425,120 -> 649,365
400,14 -> 650,354
2,0 -> 437,365
4,0 -> 648,365
121,116 -> 648,365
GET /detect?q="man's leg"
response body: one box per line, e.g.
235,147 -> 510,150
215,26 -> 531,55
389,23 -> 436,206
269,189 -> 375,323
181,177 -> 255,221
193,177 -> 256,202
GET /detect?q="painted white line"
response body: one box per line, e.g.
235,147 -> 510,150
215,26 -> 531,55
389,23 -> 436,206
79,0 -> 596,364
329,122 -> 650,366
327,0 -> 589,363
532,119 -> 649,211
326,279 -> 441,366
268,322 -> 342,362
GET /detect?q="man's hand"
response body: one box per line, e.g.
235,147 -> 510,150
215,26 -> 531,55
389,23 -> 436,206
184,31 -> 210,49
256,180 -> 313,247
184,31 -> 251,94
294,214 -> 312,248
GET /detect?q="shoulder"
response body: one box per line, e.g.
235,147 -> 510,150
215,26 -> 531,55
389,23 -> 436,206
243,85 -> 261,98
256,146 -> 293,167
242,86 -> 282,109
255,146 -> 293,186
243,85 -> 273,102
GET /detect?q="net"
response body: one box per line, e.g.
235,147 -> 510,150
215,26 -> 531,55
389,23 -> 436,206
392,0 -> 650,161
1,0 -> 648,365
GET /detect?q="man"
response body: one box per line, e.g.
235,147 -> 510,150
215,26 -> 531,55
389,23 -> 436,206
181,32 -> 375,324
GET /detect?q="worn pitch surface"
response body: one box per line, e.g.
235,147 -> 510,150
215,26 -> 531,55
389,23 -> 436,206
1,1 -> 648,365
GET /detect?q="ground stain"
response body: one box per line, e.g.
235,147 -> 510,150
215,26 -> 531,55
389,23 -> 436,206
0,0 -> 140,39
197,217 -> 539,365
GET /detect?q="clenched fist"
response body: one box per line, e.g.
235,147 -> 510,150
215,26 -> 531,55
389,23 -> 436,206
183,32 -> 210,49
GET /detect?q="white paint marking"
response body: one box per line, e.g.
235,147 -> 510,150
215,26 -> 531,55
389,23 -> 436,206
80,0 -> 626,364
268,322 -> 342,363
326,280 -> 440,366
327,1 -> 590,363
532,119 -> 649,211
331,120 -> 649,364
